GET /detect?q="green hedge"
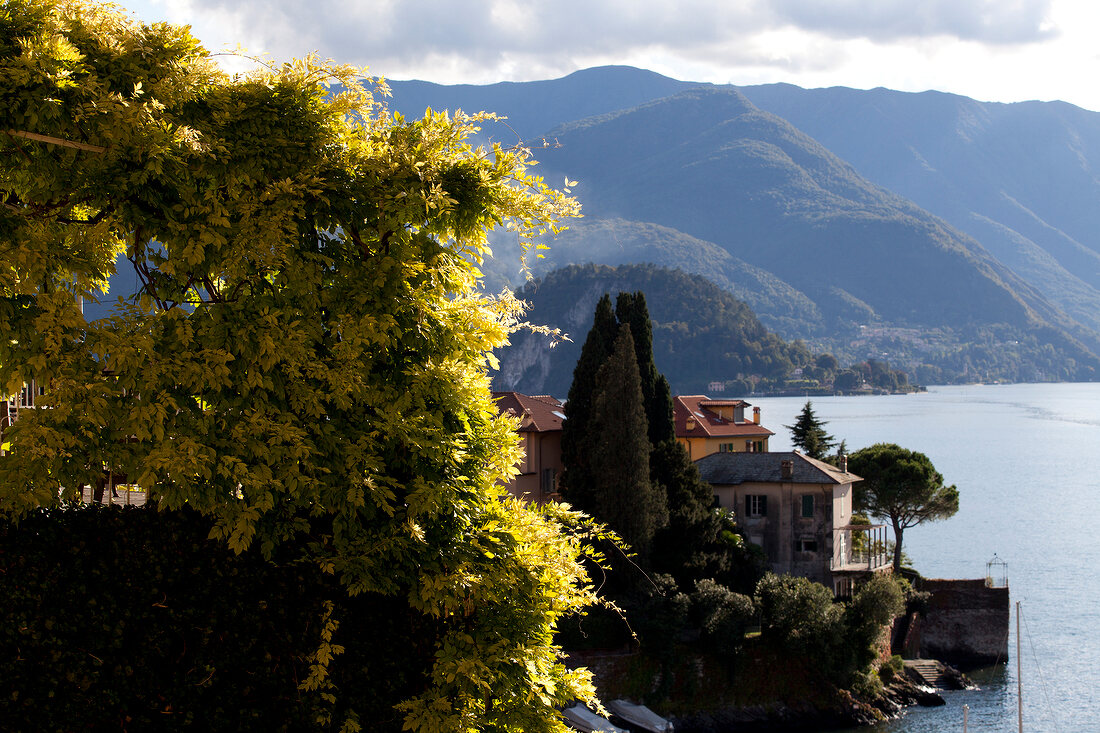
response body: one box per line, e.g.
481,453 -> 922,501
0,505 -> 437,731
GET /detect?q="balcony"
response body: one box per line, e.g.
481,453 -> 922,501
831,522 -> 891,573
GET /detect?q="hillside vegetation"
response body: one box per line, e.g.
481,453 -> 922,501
498,264 -> 817,396
390,67 -> 1100,384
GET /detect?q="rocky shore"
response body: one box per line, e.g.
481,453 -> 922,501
669,673 -> 954,732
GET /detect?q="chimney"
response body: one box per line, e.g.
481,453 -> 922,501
781,458 -> 793,479
753,406 -> 761,425
686,417 -> 696,431
839,454 -> 848,473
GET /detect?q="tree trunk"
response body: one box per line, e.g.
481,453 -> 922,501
892,523 -> 905,573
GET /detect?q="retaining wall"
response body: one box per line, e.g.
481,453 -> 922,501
918,578 -> 1009,669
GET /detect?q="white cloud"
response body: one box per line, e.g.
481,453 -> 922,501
122,0 -> 1100,111
768,0 -> 1056,44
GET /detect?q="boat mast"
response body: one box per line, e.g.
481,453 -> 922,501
1017,600 -> 1023,733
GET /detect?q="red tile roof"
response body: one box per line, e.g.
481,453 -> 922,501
673,395 -> 774,439
492,392 -> 566,433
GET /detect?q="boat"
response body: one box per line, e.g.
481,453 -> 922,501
607,699 -> 674,732
562,703 -> 628,732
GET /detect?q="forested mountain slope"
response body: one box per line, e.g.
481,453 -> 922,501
534,87 -> 1067,336
495,264 -> 813,397
736,84 -> 1100,337
386,67 -> 1100,383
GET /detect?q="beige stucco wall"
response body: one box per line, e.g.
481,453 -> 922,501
714,480 -> 851,586
502,431 -> 563,503
678,435 -> 768,461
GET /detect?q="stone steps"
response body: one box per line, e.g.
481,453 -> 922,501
905,659 -> 949,688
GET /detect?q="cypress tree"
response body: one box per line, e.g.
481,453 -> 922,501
615,292 -> 674,445
615,292 -> 719,582
586,327 -> 667,559
562,290 -> 728,584
560,294 -> 617,504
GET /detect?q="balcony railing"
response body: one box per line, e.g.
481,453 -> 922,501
831,549 -> 891,572
831,521 -> 891,573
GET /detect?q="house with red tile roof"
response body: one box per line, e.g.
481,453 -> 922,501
673,395 -> 774,460
492,391 -> 567,502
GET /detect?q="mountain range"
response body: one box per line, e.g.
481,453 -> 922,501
388,66 -> 1100,386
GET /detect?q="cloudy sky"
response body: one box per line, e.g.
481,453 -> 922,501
124,0 -> 1100,112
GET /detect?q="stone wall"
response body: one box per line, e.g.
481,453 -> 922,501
918,578 -> 1009,669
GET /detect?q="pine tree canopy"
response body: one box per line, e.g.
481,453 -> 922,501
785,401 -> 836,460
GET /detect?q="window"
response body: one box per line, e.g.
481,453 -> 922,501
798,537 -> 819,553
541,467 -> 556,496
745,494 -> 767,517
712,494 -> 721,509
719,442 -> 735,453
801,494 -> 814,518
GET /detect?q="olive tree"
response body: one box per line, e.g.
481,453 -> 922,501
0,2 -> 596,730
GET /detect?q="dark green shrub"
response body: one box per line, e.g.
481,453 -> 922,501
632,574 -> 690,660
879,654 -> 905,683
754,573 -> 848,684
835,574 -> 906,685
755,573 -> 843,650
690,579 -> 755,657
0,506 -> 438,731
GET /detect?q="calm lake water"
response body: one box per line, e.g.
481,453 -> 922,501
751,383 -> 1100,732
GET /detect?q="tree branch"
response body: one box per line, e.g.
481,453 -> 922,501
5,129 -> 107,153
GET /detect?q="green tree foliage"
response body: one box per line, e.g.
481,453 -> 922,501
0,3 -> 597,730
755,573 -> 904,688
691,579 -> 756,658
785,401 -> 836,459
560,289 -> 729,587
586,326 -> 667,559
847,443 -> 960,573
560,294 -> 617,504
833,369 -> 864,392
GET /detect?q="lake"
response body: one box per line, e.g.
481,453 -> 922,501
751,383 -> 1100,732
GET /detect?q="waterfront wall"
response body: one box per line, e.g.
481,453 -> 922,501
918,578 -> 1009,668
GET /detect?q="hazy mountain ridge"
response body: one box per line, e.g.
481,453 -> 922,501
387,67 -> 1100,382
386,66 -> 701,146
533,87 -> 1066,332
734,83 -> 1100,335
491,217 -> 825,337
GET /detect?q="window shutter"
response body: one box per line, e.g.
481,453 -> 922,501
760,495 -> 768,516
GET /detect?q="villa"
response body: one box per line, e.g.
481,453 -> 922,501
673,395 -> 774,459
695,450 -> 890,595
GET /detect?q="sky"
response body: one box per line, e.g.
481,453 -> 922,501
122,0 -> 1100,112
